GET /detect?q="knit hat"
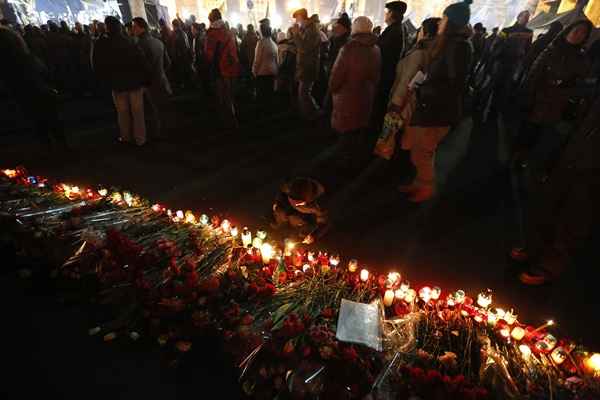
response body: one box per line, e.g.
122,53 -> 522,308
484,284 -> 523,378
352,16 -> 374,35
336,12 -> 352,31
443,0 -> 472,28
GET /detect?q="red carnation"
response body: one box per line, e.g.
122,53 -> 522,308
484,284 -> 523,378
425,369 -> 443,385
341,346 -> 358,362
283,339 -> 295,355
240,314 -> 254,325
321,307 -> 334,319
278,272 -> 287,285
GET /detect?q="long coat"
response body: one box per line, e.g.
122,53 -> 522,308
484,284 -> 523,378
205,21 -> 241,78
524,21 -> 592,125
410,33 -> 472,127
137,32 -> 172,99
377,21 -> 406,98
291,19 -> 321,83
329,33 -> 381,133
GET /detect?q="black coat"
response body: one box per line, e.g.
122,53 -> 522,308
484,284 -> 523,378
377,21 -> 406,97
92,33 -> 149,92
411,33 -> 472,127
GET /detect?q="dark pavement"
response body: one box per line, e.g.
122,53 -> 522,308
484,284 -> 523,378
1,89 -> 598,399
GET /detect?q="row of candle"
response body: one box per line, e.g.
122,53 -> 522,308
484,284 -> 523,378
3,167 -> 600,377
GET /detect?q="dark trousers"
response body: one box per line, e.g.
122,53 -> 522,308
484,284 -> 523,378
524,168 -> 599,277
214,77 -> 238,129
255,75 -> 274,105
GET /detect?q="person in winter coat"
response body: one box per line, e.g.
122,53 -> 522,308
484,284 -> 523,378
519,21 -> 563,83
241,24 -> 259,74
0,25 -> 67,148
518,93 -> 600,285
276,29 -> 297,100
132,17 -> 172,139
471,22 -> 486,66
329,16 -> 381,155
45,21 -> 73,92
400,0 -> 473,203
252,24 -> 278,103
491,10 -> 533,108
205,8 -> 241,129
514,20 -> 593,163
328,13 -> 351,72
191,23 -> 207,88
171,18 -> 192,89
372,1 -> 408,131
93,16 -> 150,146
290,8 -> 322,120
386,18 -> 440,157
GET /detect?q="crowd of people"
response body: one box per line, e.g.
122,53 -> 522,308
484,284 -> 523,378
0,1 -> 599,286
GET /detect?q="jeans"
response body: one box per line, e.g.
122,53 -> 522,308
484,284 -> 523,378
298,80 -> 319,120
112,88 -> 146,145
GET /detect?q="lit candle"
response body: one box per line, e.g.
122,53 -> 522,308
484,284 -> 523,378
487,311 -> 497,326
230,226 -> 239,237
387,272 -> 401,286
257,230 -> 267,240
199,214 -> 210,225
500,327 -> 510,338
71,186 -> 80,194
302,264 -> 311,273
307,252 -> 316,263
474,315 -> 483,323
519,344 -> 532,359
394,289 -> 405,299
454,290 -> 465,304
241,227 -> 252,247
221,219 -> 231,232
400,282 -> 410,292
260,243 -> 274,264
348,259 -> 358,273
404,289 -> 416,303
585,353 -> 600,374
252,237 -> 263,248
511,326 -> 526,341
151,204 -> 162,212
532,320 -> 554,333
284,239 -> 295,256
185,211 -> 196,224
431,287 -> 441,300
383,290 -> 395,307
446,295 -> 456,307
123,191 -> 134,206
418,286 -> 431,303
176,210 -> 184,220
551,347 -> 567,365
98,188 -> 108,197
504,309 -> 518,325
477,289 -> 493,309
329,254 -> 340,267
2,169 -> 17,178
360,269 -> 369,282
321,264 -> 330,274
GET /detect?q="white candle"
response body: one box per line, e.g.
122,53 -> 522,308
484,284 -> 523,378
418,286 -> 431,303
230,226 -> 239,237
431,287 -> 441,300
551,347 -> 567,365
241,227 -> 252,247
511,326 -> 526,341
519,345 -> 532,359
383,290 -> 395,307
221,219 -> 231,232
252,237 -> 263,248
404,289 -> 416,303
360,269 -> 369,282
260,243 -> 274,264
477,289 -> 493,308
387,272 -> 400,285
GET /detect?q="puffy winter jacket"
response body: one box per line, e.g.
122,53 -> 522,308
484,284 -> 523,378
329,33 -> 381,133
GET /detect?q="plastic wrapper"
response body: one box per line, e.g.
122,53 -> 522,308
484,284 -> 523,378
336,299 -> 383,351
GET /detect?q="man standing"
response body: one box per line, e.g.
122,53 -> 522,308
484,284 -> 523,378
492,10 -> 533,109
132,17 -> 172,139
93,16 -> 149,146
171,18 -> 192,90
372,1 -> 407,131
205,8 -> 241,129
191,22 -> 207,88
290,8 -> 322,121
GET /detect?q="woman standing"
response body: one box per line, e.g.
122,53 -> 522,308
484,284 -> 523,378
329,16 -> 381,161
401,0 -> 473,202
252,24 -> 278,104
